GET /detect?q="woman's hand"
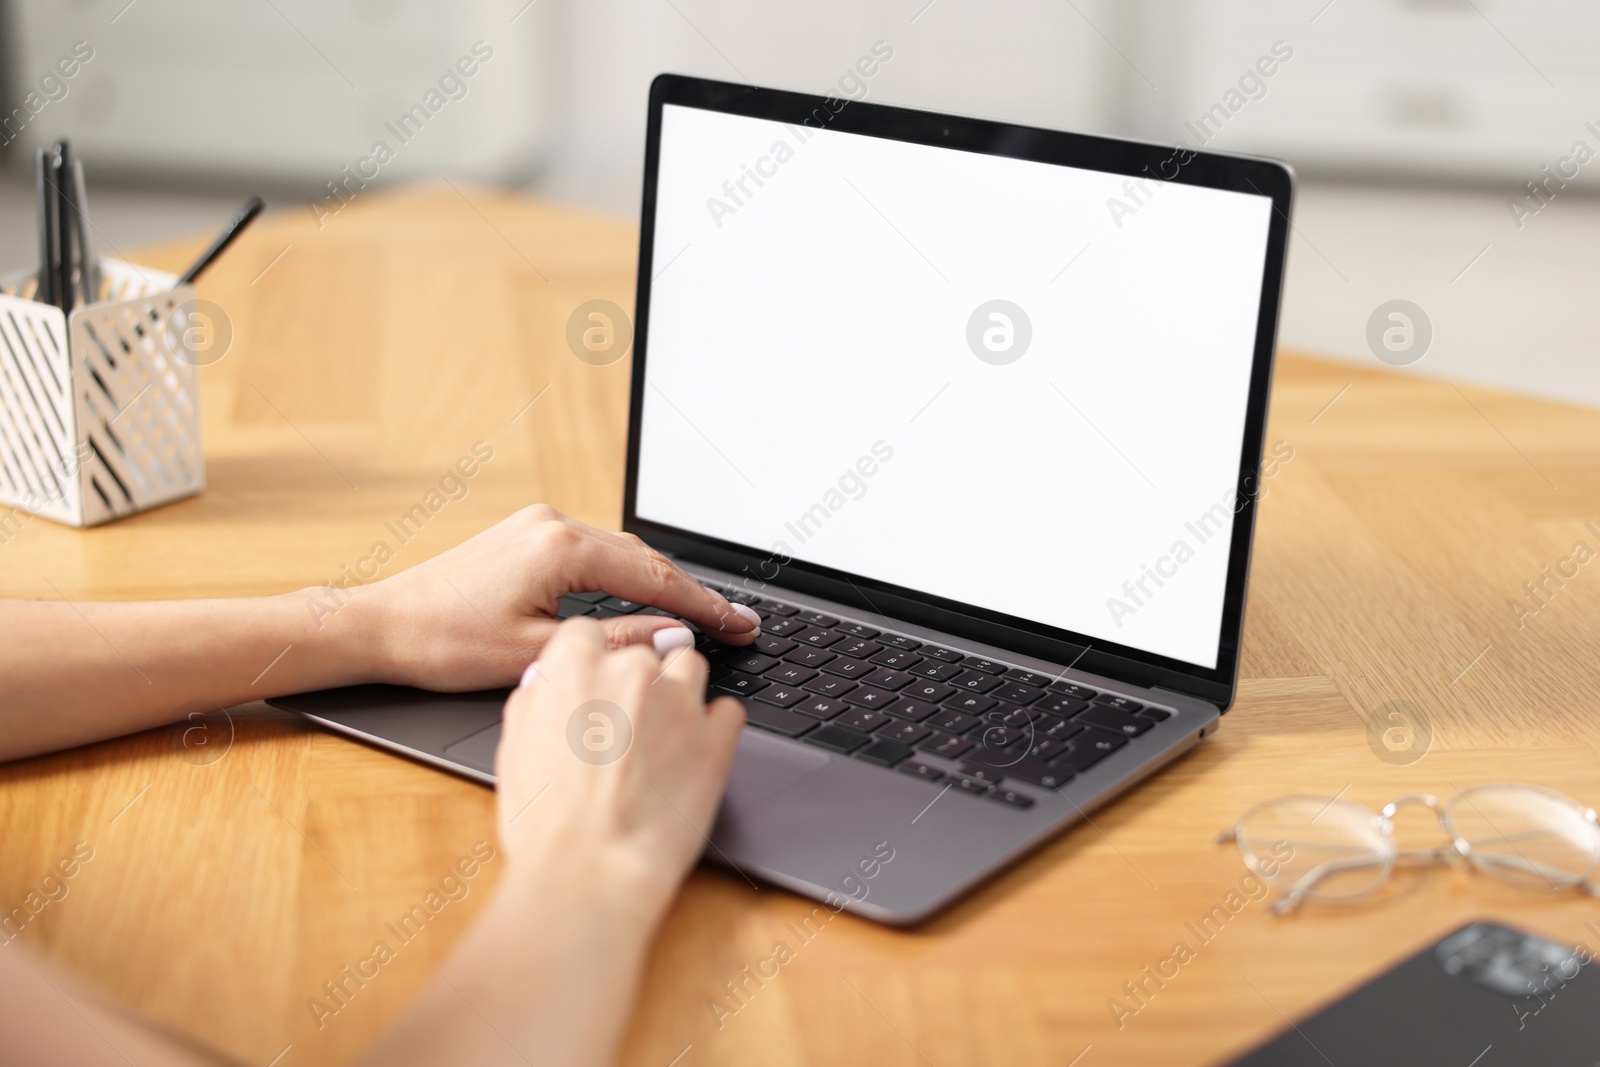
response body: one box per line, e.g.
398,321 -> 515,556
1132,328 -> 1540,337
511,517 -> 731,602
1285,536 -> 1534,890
353,504 -> 759,692
496,617 -> 747,909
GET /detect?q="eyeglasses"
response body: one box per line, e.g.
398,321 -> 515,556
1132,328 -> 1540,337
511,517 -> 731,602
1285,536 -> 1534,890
1217,783 -> 1600,914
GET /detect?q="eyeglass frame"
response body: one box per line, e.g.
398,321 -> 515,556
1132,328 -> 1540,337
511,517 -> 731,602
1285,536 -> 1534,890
1217,783 -> 1600,914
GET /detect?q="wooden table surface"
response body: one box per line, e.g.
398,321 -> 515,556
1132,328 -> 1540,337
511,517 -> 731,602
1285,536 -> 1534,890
3,185 -> 1599,1067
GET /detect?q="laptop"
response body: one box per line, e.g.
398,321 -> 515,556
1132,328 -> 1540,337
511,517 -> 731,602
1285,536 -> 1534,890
271,74 -> 1293,925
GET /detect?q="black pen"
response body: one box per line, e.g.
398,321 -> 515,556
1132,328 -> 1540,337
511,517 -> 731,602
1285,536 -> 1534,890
34,149 -> 54,307
54,140 -> 77,313
176,196 -> 265,287
72,159 -> 97,305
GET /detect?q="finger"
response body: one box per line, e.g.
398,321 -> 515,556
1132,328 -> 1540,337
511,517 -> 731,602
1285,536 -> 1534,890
530,616 -> 607,680
564,534 -> 760,642
658,644 -> 710,694
597,616 -> 696,654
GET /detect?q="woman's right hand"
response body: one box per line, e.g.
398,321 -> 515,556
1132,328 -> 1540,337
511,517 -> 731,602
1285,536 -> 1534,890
494,616 -> 747,917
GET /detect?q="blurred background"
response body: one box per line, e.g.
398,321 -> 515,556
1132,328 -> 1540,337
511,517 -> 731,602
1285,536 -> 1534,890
1,0 -> 1596,404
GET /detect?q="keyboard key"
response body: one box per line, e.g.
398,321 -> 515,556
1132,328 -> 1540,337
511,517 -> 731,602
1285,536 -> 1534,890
989,704 -> 1040,728
928,709 -> 979,734
879,634 -> 922,651
883,697 -> 938,722
821,658 -> 874,679
1094,693 -> 1146,713
728,652 -> 781,675
989,788 -> 1036,810
599,596 -> 646,614
951,671 -> 1002,693
834,638 -> 882,659
741,701 -> 817,738
993,682 -> 1045,705
924,646 -> 964,663
1037,694 -> 1090,717
964,657 -> 1007,675
1075,706 -> 1154,736
795,697 -> 847,720
764,663 -> 818,687
943,693 -> 998,715
1004,668 -> 1053,688
870,649 -> 923,670
753,634 -> 798,657
954,775 -> 993,796
916,732 -> 975,759
843,686 -> 897,709
1052,730 -> 1128,769
860,668 -> 913,691
1041,716 -> 1086,741
803,675 -> 858,699
839,708 -> 890,732
765,617 -> 808,637
967,723 -> 1028,749
725,589 -> 760,605
715,672 -> 769,697
702,642 -> 741,664
959,764 -> 1007,786
784,646 -> 836,668
837,621 -> 881,639
898,760 -> 946,783
1050,681 -> 1100,700
998,757 -> 1072,789
799,629 -> 844,648
797,610 -> 838,627
855,738 -> 913,767
755,685 -> 807,708
1139,707 -> 1173,722
1027,738 -> 1072,762
882,721 -> 933,746
589,606 -> 626,619
754,599 -> 798,616
903,680 -> 954,704
556,595 -> 596,618
568,589 -> 609,604
804,724 -> 873,754
910,661 -> 963,682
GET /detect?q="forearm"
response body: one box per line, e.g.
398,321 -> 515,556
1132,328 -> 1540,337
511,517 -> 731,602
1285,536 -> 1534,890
363,849 -> 666,1067
0,589 -> 376,761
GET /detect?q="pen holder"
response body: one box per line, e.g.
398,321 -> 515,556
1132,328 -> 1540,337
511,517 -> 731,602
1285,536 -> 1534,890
0,259 -> 204,527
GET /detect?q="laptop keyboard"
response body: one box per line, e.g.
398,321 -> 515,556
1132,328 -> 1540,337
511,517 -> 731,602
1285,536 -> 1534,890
554,582 -> 1175,812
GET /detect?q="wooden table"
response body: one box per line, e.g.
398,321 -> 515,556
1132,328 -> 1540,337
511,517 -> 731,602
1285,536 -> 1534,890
3,185 -> 1599,1067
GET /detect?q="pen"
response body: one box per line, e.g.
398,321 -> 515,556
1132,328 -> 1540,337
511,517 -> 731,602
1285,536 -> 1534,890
72,159 -> 97,305
34,149 -> 54,307
176,196 -> 265,287
54,140 -> 77,313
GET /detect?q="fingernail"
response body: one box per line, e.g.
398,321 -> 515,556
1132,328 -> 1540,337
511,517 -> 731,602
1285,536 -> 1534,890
651,626 -> 695,656
729,603 -> 761,630
520,662 -> 540,688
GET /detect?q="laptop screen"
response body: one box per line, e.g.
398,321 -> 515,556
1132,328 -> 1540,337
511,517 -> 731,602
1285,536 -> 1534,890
634,102 -> 1275,671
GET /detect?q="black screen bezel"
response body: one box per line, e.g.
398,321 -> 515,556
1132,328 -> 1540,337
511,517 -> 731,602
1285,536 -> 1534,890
623,73 -> 1294,710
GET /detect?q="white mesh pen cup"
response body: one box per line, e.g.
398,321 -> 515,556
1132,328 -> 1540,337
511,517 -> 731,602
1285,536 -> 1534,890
0,259 -> 204,527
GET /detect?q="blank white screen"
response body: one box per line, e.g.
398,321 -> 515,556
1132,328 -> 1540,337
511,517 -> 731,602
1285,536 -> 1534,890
637,104 -> 1273,668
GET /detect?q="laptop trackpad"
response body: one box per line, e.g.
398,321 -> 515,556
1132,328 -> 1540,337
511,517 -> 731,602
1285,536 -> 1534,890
443,722 -> 502,775
725,730 -> 831,809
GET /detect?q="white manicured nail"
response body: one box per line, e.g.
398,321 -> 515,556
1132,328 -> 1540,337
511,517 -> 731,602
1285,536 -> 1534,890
729,603 -> 761,629
651,627 -> 695,656
520,662 -> 540,687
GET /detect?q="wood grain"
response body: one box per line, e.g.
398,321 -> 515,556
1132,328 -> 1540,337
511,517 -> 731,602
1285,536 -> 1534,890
2,184 -> 1599,1067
